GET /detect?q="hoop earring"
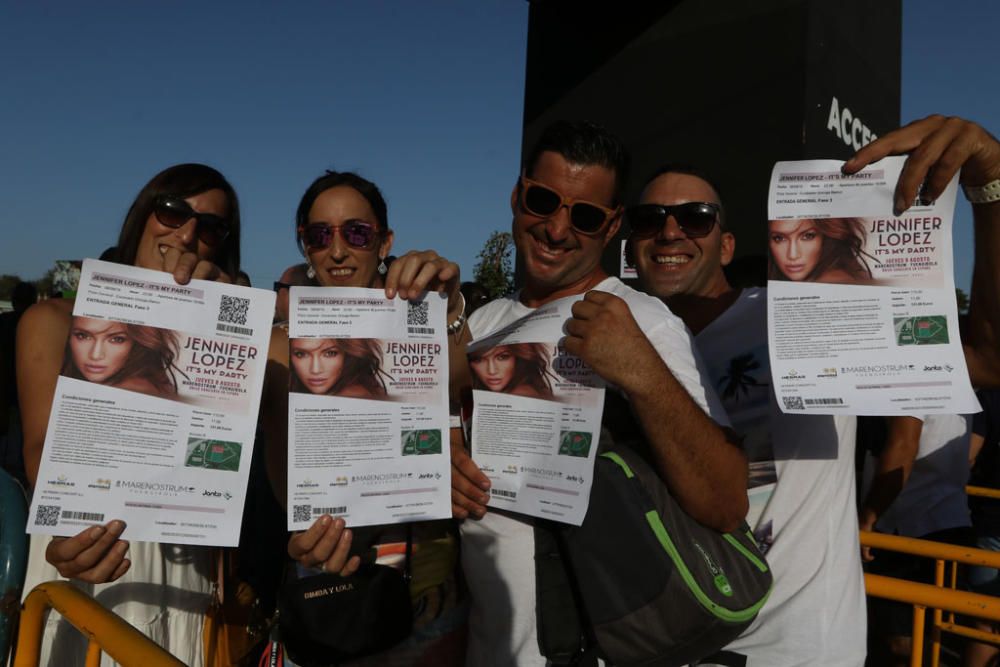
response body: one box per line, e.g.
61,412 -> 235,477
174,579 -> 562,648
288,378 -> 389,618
378,259 -> 387,275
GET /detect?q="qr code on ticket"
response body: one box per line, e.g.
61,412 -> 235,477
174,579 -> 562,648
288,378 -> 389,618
407,301 -> 429,327
293,505 -> 311,523
782,396 -> 805,411
35,505 -> 60,526
218,295 -> 250,326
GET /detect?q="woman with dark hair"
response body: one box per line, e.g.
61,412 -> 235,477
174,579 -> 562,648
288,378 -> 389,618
263,170 -> 468,666
289,337 -> 388,398
63,316 -> 181,398
18,163 -> 239,666
114,162 -> 241,279
469,342 -> 555,400
768,217 -> 874,284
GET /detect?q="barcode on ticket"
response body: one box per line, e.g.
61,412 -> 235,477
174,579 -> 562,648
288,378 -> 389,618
491,489 -> 516,499
313,506 -> 347,515
63,510 -> 105,522
804,398 -> 844,406
217,322 -> 253,335
292,505 -> 347,523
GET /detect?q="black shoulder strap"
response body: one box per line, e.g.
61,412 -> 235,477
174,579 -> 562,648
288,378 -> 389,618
403,523 -> 413,582
535,390 -> 641,666
534,519 -> 598,667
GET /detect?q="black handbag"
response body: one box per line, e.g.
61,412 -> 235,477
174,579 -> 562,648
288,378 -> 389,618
277,526 -> 413,666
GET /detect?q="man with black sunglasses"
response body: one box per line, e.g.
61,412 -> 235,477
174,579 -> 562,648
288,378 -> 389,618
629,163 -> 863,667
452,120 -> 746,666
629,116 -> 1000,667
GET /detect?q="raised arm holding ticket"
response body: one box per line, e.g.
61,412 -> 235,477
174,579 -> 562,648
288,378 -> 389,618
845,115 -> 1000,386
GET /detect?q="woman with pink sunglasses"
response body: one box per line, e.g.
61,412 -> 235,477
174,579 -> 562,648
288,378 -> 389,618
261,170 -> 470,666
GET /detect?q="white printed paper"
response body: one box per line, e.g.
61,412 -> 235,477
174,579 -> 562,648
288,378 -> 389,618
287,287 -> 451,529
468,296 -> 605,525
28,259 -> 275,546
620,239 -> 638,280
767,157 -> 979,415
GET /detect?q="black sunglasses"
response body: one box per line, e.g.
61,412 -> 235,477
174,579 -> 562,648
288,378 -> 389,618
153,195 -> 231,246
626,202 -> 721,239
299,221 -> 380,251
519,175 -> 619,234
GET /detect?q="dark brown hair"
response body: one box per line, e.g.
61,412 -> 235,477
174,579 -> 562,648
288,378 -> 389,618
469,343 -> 556,398
115,163 -> 241,277
62,319 -> 182,396
289,338 -> 390,397
524,120 -> 630,205
767,218 -> 874,282
295,171 -> 389,255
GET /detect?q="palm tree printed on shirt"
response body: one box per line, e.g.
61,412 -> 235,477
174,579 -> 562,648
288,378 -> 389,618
718,353 -> 769,401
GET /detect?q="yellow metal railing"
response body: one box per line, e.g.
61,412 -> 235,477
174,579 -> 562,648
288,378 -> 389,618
968,485 -> 1000,501
861,528 -> 1000,667
13,581 -> 184,667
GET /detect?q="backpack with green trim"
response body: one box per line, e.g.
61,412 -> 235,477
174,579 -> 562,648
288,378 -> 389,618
536,442 -> 772,667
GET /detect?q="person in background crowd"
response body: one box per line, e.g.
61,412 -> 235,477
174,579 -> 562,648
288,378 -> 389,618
18,163 -> 240,666
965,389 -> 1000,667
860,415 -> 975,667
459,281 -> 491,318
273,263 -> 315,325
0,281 -> 37,485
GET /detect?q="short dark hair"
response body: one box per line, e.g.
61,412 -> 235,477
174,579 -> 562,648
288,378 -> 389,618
115,164 -> 241,277
524,120 -> 630,204
11,281 -> 37,312
641,163 -> 727,229
295,170 -> 389,253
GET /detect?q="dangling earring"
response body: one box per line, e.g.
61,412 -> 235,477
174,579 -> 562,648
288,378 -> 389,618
306,264 -> 316,280
378,258 -> 387,275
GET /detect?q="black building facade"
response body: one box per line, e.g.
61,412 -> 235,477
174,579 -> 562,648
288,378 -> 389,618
521,0 -> 901,282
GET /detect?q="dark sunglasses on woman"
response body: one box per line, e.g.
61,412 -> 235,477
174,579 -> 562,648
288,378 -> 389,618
518,175 -> 619,234
299,220 -> 380,251
625,202 -> 721,239
153,195 -> 231,246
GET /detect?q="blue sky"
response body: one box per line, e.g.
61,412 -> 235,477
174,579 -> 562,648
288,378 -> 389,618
1,1 -> 996,293
900,1 -> 999,293
0,1 -> 528,288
